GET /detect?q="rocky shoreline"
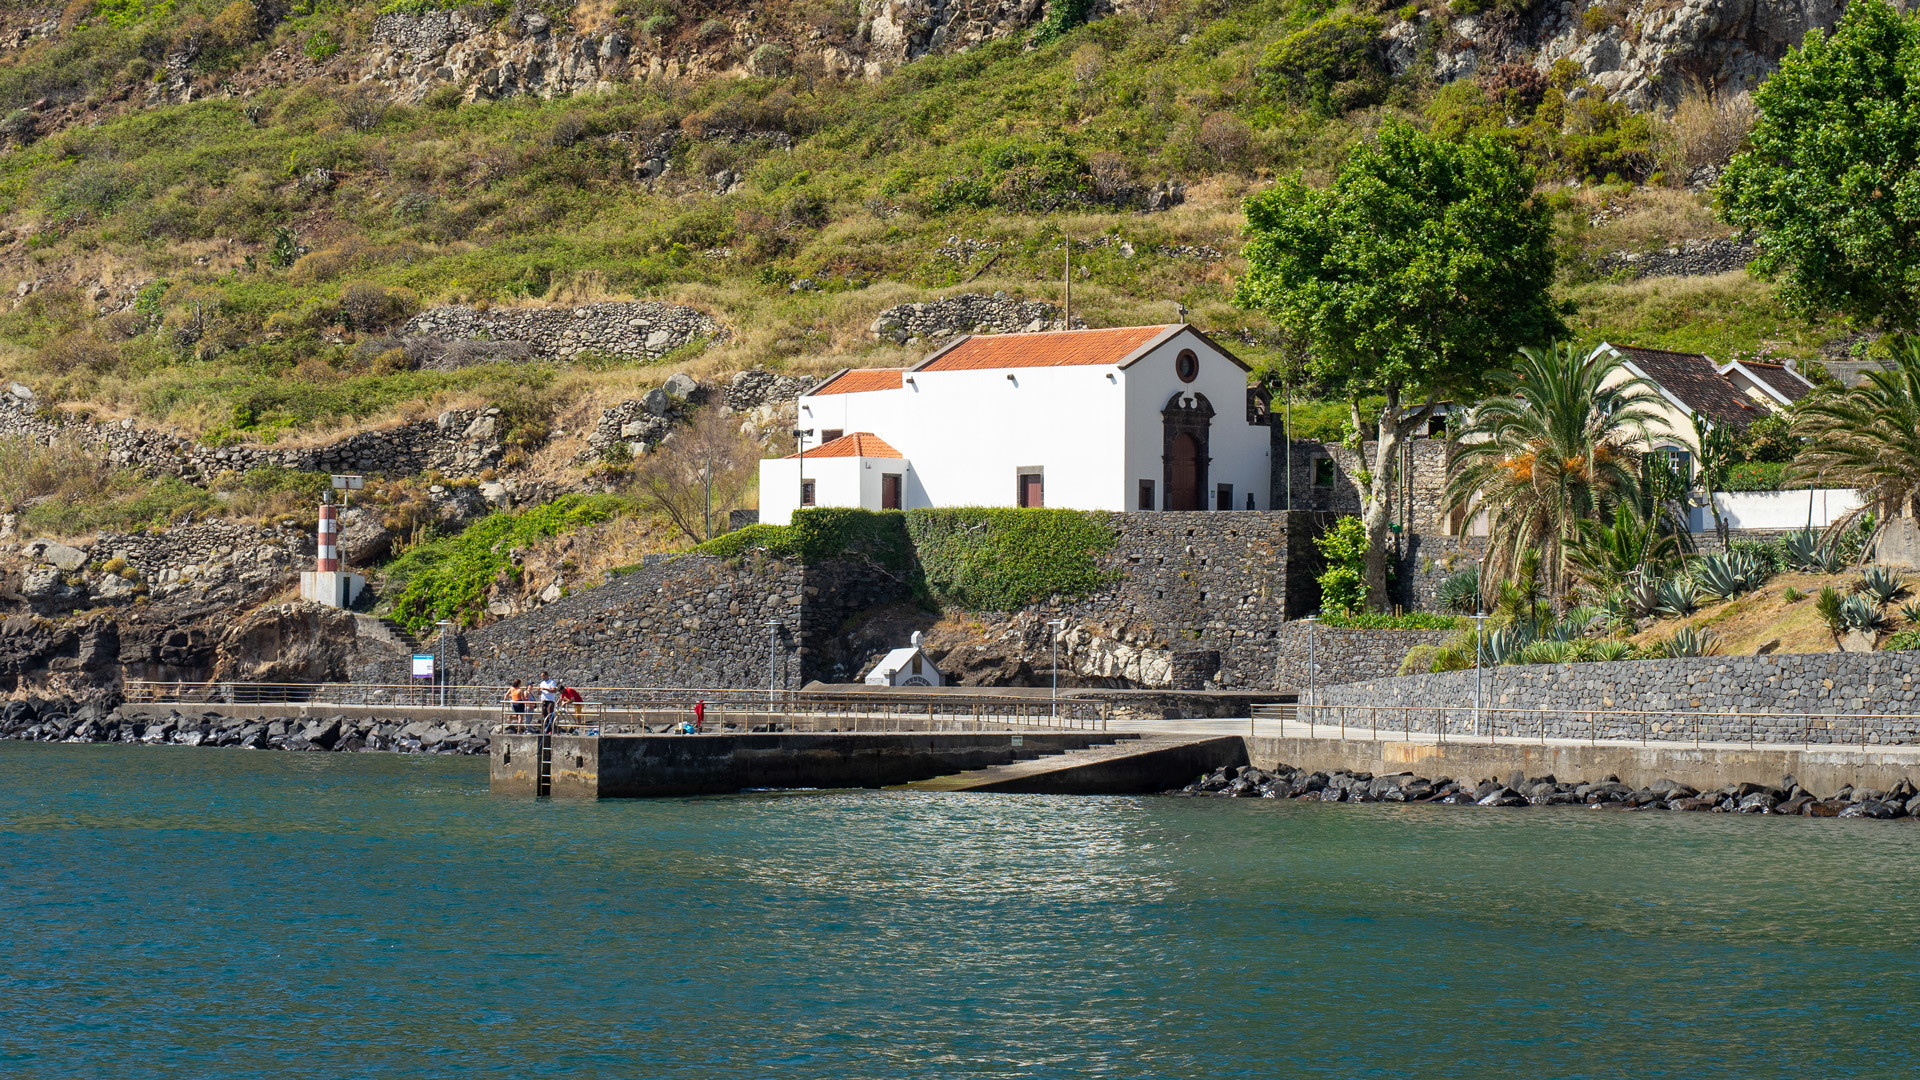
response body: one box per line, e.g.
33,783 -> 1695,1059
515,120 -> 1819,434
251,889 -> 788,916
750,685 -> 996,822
1,702 -> 490,755
1175,764 -> 1920,820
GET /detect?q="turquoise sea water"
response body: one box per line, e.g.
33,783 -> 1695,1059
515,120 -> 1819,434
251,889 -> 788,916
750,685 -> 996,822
4,743 -> 1918,1079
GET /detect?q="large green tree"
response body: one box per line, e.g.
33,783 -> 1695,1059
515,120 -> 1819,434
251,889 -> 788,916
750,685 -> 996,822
1720,0 -> 1920,329
1235,120 -> 1562,608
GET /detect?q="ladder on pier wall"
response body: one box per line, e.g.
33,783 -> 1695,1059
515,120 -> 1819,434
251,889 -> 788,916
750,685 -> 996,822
535,734 -> 554,797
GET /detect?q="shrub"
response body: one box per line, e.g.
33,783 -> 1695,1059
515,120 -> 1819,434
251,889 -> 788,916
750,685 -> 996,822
1724,462 -> 1797,491
1662,87 -> 1756,170
1261,14 -> 1387,112
905,508 -> 1117,611
1885,629 -> 1920,651
1318,611 -> 1463,630
1816,585 -> 1845,633
339,283 -> 416,332
747,43 -> 791,77
387,494 -> 631,631
1314,516 -> 1369,616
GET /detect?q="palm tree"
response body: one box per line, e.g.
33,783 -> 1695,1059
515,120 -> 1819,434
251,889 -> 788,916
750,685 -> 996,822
1793,336 -> 1920,542
1565,501 -> 1683,590
1445,342 -> 1666,604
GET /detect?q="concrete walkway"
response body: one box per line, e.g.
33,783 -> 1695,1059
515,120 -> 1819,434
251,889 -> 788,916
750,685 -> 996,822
898,734 -> 1246,795
1110,715 -> 1920,761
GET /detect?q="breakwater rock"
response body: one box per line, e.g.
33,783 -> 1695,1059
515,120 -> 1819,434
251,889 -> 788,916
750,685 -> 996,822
1175,763 -> 1920,820
1,702 -> 490,755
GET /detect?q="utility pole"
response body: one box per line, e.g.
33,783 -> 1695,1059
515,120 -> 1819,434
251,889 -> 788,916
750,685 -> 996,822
703,448 -> 713,540
1473,609 -> 1488,737
1062,236 -> 1072,331
791,427 -> 813,519
1048,618 -> 1067,721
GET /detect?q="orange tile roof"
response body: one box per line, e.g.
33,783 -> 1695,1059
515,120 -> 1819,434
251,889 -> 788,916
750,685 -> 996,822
914,325 -> 1176,372
808,368 -> 904,395
783,432 -> 903,459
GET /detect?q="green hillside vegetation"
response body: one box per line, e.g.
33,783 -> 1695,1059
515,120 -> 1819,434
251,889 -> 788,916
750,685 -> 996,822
0,0 -> 1858,447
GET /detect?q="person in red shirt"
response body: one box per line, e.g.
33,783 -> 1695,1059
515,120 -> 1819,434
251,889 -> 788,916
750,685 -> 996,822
559,685 -> 584,722
693,699 -> 705,733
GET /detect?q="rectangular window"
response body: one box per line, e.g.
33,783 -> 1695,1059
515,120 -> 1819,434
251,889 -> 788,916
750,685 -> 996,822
821,429 -> 844,443
881,473 -> 902,510
1313,457 -> 1336,487
1138,479 -> 1155,511
1017,470 -> 1044,508
1659,449 -> 1694,481
801,479 -> 816,507
1427,415 -> 1448,438
1216,484 -> 1233,511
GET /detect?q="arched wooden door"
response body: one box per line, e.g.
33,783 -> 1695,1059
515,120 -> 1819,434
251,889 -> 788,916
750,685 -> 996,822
1169,433 -> 1202,510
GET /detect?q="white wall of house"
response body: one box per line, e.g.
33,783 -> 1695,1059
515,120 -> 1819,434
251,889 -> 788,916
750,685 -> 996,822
1688,488 -> 1864,533
758,455 -> 908,525
898,364 -> 1127,508
772,327 -> 1271,515
797,388 -> 903,451
1121,329 -> 1269,510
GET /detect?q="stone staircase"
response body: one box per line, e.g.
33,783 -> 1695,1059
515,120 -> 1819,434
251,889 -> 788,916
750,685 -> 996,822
354,614 -> 425,656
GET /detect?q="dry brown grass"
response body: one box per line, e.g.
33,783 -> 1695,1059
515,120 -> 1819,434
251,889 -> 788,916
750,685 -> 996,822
1658,87 -> 1757,172
1625,571 -> 1886,656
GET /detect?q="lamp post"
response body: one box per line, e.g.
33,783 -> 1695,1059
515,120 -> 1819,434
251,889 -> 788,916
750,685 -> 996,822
1472,609 -> 1488,737
791,427 -> 814,519
1303,615 -> 1319,724
1047,619 -> 1067,721
434,620 -> 453,708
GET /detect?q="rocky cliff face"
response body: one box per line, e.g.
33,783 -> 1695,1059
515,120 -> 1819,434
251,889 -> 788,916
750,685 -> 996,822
1424,0 -> 1845,108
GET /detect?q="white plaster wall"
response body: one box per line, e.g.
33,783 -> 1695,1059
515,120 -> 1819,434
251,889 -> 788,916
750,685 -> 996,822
892,365 -> 1128,508
758,456 -> 870,525
796,387 -> 906,451
1689,489 -> 1864,533
1122,330 -> 1271,510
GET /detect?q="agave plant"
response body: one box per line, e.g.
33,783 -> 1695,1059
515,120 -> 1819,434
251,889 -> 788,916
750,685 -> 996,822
1563,604 -> 1604,631
1783,529 -> 1845,574
1435,566 -> 1481,614
1663,626 -> 1719,658
1514,639 -> 1576,665
1860,566 -> 1910,605
1589,639 -> 1637,662
1903,601 -> 1920,626
1656,578 -> 1699,618
1623,575 -> 1664,618
1837,592 -> 1889,633
1480,625 -> 1532,665
1692,550 -> 1769,600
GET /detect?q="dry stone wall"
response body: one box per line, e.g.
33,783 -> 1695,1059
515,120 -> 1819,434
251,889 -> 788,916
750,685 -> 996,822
0,392 -> 507,483
869,292 -> 1077,345
1316,652 -> 1920,742
398,302 -> 719,365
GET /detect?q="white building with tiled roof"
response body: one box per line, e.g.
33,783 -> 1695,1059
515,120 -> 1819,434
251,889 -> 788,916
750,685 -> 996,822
757,324 -> 1271,524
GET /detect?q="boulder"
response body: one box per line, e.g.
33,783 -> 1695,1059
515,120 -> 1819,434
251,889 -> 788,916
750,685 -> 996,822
40,543 -> 88,572
1476,786 -> 1527,807
662,372 -> 699,400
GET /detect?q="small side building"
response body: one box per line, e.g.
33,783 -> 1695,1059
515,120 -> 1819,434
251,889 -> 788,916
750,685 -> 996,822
865,632 -> 944,687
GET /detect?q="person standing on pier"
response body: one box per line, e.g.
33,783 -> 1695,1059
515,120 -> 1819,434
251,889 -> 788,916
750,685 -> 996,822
538,672 -> 558,724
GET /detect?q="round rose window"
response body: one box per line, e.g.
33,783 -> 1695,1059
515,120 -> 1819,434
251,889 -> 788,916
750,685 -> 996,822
1175,349 -> 1199,383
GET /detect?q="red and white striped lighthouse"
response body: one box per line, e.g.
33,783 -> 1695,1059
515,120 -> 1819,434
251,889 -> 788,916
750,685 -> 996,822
316,502 -> 340,573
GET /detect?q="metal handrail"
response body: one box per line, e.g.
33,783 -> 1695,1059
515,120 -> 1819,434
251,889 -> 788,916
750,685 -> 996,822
1277,701 -> 1920,748
125,680 -> 1109,732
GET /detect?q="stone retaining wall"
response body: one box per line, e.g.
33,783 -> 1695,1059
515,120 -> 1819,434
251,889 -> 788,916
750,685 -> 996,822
398,301 -> 718,364
869,292 -> 1077,345
1,393 -> 505,482
369,552 -> 914,690
1315,652 -> 1920,743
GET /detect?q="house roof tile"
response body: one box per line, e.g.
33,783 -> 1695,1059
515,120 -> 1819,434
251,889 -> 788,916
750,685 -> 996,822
1740,361 -> 1813,404
807,368 -> 905,396
913,325 -> 1177,372
1612,344 -> 1761,427
783,432 -> 904,459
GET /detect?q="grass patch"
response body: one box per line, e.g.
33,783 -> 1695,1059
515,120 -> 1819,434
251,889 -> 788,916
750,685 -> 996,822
1318,611 -> 1463,630
385,494 -> 633,631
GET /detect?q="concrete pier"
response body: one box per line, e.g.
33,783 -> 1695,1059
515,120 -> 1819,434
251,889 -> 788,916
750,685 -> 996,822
492,731 -> 1139,797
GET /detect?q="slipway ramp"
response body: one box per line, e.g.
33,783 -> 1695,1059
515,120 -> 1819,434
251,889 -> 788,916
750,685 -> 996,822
900,734 -> 1247,795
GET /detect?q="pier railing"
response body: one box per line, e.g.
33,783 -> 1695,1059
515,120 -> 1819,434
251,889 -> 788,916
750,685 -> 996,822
1254,702 -> 1920,748
123,681 -> 1108,732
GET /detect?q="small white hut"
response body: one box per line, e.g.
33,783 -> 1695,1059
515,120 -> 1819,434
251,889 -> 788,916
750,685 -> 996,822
866,631 -> 945,688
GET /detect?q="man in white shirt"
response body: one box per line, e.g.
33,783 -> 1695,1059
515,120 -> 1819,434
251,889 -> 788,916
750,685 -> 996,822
538,672 -> 559,725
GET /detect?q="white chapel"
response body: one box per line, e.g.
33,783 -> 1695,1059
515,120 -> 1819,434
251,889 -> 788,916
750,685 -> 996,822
757,324 -> 1271,524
